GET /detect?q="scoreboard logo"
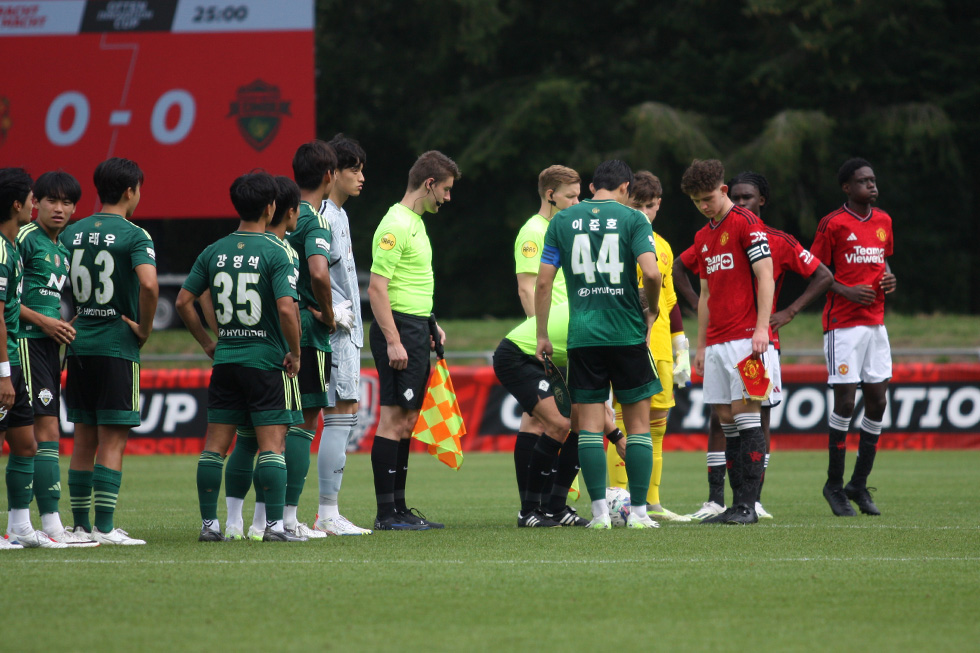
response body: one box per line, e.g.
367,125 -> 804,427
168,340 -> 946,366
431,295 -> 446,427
227,80 -> 292,152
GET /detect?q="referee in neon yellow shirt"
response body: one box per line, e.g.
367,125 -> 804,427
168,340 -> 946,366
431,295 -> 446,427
367,151 -> 460,531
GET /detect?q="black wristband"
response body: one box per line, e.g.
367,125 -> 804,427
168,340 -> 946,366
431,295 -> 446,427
605,428 -> 624,444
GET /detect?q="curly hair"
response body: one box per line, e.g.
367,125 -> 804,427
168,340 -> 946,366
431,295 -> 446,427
680,159 -> 725,196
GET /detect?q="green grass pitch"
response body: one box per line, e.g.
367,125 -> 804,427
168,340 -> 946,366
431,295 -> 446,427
1,450 -> 977,651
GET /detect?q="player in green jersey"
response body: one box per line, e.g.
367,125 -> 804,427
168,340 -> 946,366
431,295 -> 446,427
368,150 -> 458,530
16,171 -> 97,545
0,168 -> 69,549
284,140 -> 337,538
60,157 -> 158,546
536,160 -> 664,529
178,171 -> 304,542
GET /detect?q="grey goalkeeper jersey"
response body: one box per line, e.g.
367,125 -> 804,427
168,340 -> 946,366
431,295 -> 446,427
321,198 -> 364,347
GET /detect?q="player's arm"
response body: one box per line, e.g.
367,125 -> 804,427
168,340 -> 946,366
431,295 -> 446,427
750,257 -> 774,355
516,273 -> 537,317
175,288 -> 215,360
277,296 -> 301,377
771,262 -> 833,330
19,305 -> 75,345
0,300 -> 12,411
534,261 -> 558,361
881,260 -> 896,294
368,272 -> 409,370
121,263 -> 158,348
637,251 -> 661,323
672,256 -> 700,314
308,254 -> 336,333
694,279 -> 709,377
198,289 -> 220,336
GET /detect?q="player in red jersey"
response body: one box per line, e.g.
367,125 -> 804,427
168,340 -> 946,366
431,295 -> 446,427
683,159 -> 773,525
810,158 -> 896,517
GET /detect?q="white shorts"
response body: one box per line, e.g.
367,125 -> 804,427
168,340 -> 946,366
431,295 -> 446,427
824,325 -> 892,385
763,349 -> 782,408
328,333 -> 362,404
702,338 -> 774,406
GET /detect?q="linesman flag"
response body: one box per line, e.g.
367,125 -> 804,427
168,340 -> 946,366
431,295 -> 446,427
411,314 -> 466,469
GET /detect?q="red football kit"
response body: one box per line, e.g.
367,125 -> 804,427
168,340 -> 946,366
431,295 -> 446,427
811,204 -> 893,331
767,226 -> 821,349
695,205 -> 771,346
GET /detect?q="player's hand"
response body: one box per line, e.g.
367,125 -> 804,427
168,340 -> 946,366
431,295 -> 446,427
615,437 -> 627,460
333,300 -> 355,331
693,348 -> 705,377
430,324 -> 446,351
388,341 -> 408,370
203,341 -> 217,360
121,315 -> 150,348
751,328 -> 769,356
40,316 -> 76,345
536,337 -> 553,363
881,272 -> 897,294
0,375 -> 14,413
283,351 -> 300,378
837,283 -> 876,305
769,308 -> 795,331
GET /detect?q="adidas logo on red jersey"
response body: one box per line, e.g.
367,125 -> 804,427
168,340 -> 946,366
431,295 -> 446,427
847,233 -> 858,241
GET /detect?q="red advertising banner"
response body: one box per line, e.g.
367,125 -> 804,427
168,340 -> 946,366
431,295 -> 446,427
14,363 -> 978,456
0,0 -> 314,218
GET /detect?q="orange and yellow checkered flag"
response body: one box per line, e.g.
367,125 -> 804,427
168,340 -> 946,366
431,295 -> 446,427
412,358 -> 466,469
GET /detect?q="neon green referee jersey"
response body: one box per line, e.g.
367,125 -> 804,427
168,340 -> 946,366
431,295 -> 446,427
514,214 -> 567,305
370,203 -> 433,317
505,301 -> 570,366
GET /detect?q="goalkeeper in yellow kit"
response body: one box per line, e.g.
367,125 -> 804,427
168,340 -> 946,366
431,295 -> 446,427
607,171 -> 693,522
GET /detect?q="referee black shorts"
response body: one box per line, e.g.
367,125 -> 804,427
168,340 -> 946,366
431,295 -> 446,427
492,339 -> 555,416
568,343 -> 661,405
19,337 -> 62,417
370,311 -> 430,410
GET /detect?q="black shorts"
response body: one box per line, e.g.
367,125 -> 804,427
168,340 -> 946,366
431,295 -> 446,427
370,311 -> 430,410
19,337 -> 62,417
65,356 -> 140,426
208,363 -> 302,426
568,344 -> 661,405
297,346 -> 332,410
0,366 -> 34,431
493,339 -> 554,416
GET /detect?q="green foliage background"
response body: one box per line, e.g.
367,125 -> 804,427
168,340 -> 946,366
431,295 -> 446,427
315,0 -> 980,318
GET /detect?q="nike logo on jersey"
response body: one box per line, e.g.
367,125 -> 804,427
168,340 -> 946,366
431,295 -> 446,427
847,233 -> 858,241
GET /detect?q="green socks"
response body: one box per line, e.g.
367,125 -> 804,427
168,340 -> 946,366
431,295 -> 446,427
5,455 -> 34,510
33,442 -> 61,515
225,428 -> 258,499
93,464 -> 122,533
256,451 -> 287,523
284,427 -> 315,506
577,431 -> 607,503
196,451 -> 225,521
68,468 -> 93,531
625,433 -> 654,507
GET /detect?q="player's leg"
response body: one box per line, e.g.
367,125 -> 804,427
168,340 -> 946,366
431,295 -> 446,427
224,425 -> 258,539
644,359 -> 690,522
198,423 -> 235,541
755,347 -> 781,519
255,421 -> 300,541
728,398 -> 764,524
756,406 -> 774,519
5,416 -> 67,548
316,333 -> 371,535
64,355 -> 97,536
699,343 -> 744,524
823,327 -> 861,516
518,396 -> 570,527
688,408 -> 727,520
606,400 -> 630,489
287,346 -> 329,537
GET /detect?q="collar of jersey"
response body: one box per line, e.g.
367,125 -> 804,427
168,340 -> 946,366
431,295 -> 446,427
300,201 -> 321,216
708,204 -> 735,229
391,203 -> 422,223
91,212 -> 125,219
841,203 -> 873,221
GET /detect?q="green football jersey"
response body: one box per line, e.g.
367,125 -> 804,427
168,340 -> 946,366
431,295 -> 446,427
59,213 -> 156,362
505,301 -> 570,366
183,231 -> 298,371
0,232 -> 24,365
285,201 -> 332,352
514,214 -> 567,305
17,221 -> 70,339
542,199 -> 655,349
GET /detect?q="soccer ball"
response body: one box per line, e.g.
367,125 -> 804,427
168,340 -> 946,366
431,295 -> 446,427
605,487 -> 631,527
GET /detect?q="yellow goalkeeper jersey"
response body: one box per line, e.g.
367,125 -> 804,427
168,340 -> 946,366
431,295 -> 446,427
637,231 -> 676,361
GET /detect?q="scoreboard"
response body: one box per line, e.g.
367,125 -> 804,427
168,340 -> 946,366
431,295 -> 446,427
0,0 -> 315,218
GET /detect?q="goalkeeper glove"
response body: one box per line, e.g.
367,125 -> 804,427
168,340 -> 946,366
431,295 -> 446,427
672,333 -> 692,388
333,299 -> 356,331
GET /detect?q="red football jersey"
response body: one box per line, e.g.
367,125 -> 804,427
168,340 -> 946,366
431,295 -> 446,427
767,226 -> 821,349
811,205 -> 894,331
680,243 -> 700,275
695,205 -> 771,346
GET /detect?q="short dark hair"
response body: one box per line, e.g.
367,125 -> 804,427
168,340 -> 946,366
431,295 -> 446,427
407,150 -> 460,190
230,171 -> 277,222
93,157 -> 144,205
34,170 -> 82,204
328,133 -> 366,171
630,170 -> 663,204
680,159 -> 725,196
0,167 -> 34,224
292,140 -> 337,191
270,175 -> 301,227
591,160 -> 634,192
838,158 -> 873,186
727,171 -> 770,209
